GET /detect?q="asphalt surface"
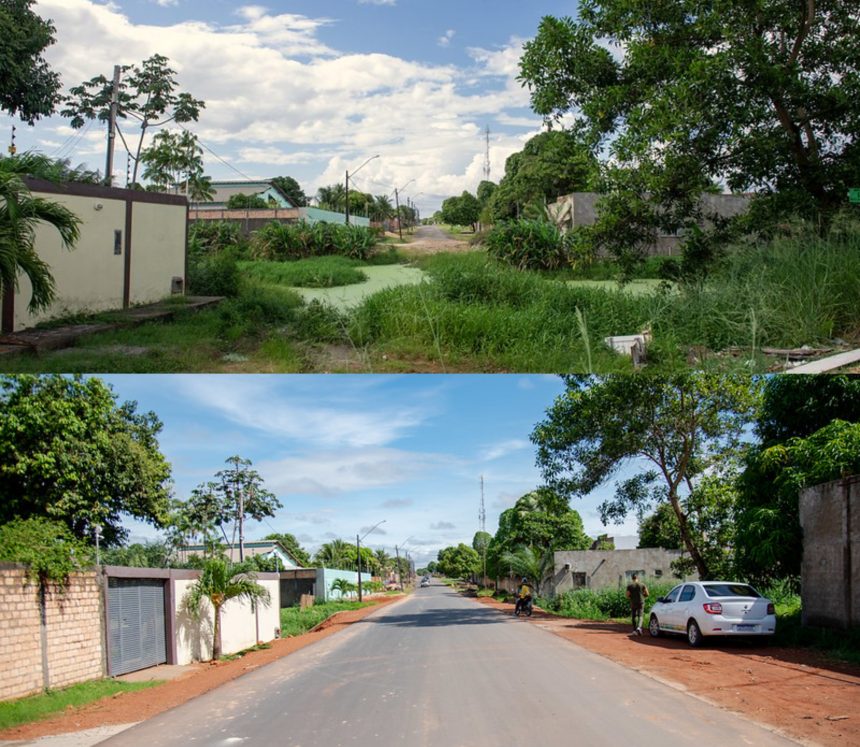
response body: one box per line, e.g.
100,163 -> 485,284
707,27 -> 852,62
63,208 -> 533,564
99,583 -> 798,747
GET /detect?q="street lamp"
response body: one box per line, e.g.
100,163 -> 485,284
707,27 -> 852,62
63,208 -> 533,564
346,155 -> 380,225
356,519 -> 386,602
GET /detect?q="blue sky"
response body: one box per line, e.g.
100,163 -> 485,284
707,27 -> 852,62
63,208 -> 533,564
8,1 -> 580,213
101,374 -> 638,566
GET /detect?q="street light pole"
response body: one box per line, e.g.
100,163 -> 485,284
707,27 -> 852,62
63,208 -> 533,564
357,519 -> 386,602
345,155 -> 380,226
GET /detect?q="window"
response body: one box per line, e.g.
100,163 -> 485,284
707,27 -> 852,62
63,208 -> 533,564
703,584 -> 760,598
679,585 -> 696,602
654,569 -> 663,577
664,586 -> 682,604
625,569 -> 645,581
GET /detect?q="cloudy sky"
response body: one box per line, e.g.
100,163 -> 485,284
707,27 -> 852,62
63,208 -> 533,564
102,374 -> 640,567
9,0 -> 580,213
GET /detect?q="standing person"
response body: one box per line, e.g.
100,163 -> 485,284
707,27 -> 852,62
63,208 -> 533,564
626,573 -> 649,635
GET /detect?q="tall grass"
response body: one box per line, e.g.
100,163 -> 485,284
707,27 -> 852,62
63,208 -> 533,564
279,600 -> 372,638
545,582 -> 676,621
252,221 -> 376,261
240,257 -> 367,288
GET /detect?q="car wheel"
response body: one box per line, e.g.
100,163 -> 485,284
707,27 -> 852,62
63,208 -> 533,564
648,614 -> 660,638
687,619 -> 703,647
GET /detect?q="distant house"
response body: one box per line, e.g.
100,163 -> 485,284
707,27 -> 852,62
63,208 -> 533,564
179,540 -> 302,569
202,180 -> 295,210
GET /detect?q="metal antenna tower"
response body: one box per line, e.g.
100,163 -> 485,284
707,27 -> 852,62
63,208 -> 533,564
482,125 -> 491,181
479,475 -> 486,533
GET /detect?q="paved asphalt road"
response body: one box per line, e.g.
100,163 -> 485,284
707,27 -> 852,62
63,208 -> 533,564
101,583 -> 797,747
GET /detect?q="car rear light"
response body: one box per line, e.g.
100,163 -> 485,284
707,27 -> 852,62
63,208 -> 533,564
767,603 -> 775,615
703,602 -> 722,615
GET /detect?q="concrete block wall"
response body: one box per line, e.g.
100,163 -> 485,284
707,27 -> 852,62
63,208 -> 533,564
0,567 -> 104,701
800,475 -> 860,628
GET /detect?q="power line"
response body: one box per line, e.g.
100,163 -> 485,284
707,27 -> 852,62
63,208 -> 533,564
173,122 -> 255,182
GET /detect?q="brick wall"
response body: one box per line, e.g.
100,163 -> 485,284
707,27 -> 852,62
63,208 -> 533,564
799,476 -> 860,629
0,566 -> 104,701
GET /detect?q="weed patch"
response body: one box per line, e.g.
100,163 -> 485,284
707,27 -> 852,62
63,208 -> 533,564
279,601 -> 372,638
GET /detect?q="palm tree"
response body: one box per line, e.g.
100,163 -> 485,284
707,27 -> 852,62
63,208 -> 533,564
1,155 -> 81,317
314,539 -> 354,570
330,577 -> 357,599
370,194 -> 395,222
501,546 -> 554,597
374,548 -> 391,577
183,557 -> 270,659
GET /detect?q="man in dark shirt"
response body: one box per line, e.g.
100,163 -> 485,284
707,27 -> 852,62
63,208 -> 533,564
626,573 -> 649,635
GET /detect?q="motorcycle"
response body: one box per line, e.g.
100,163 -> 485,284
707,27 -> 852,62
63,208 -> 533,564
514,595 -> 533,617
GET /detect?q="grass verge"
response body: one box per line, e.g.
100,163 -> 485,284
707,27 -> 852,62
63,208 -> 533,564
279,600 -> 373,638
0,680 -> 160,731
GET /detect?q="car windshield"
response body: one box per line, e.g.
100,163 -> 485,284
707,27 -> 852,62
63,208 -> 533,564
703,584 -> 760,598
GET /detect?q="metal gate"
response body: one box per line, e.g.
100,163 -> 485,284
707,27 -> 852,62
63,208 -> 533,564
107,578 -> 167,676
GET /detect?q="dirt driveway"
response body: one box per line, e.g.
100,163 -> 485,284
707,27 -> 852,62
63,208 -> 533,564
475,596 -> 859,747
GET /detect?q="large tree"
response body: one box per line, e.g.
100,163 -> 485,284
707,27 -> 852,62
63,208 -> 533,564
735,375 -> 860,583
139,129 -> 206,196
519,4 -> 860,237
0,155 -> 81,317
0,0 -> 62,123
0,375 -> 173,546
531,374 -> 758,579
264,532 -> 311,567
489,130 -> 599,221
436,543 -> 480,581
440,191 -> 480,231
271,176 -> 307,208
62,54 -> 204,185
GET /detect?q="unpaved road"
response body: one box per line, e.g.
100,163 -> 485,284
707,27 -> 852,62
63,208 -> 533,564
402,225 -> 473,254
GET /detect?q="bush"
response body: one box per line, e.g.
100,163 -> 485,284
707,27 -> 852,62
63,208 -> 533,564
292,300 -> 349,343
485,220 -> 568,270
546,582 -> 676,621
188,221 -> 247,257
251,221 -> 377,261
240,257 -> 367,288
187,249 -> 241,298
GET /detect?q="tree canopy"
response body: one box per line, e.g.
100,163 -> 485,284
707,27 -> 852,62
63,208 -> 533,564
440,191 -> 480,230
0,0 -> 62,124
271,176 -> 307,208
519,3 -> 860,248
532,374 -> 758,579
437,543 -> 480,580
0,375 -> 173,546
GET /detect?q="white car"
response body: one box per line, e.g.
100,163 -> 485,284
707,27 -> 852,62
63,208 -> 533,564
648,581 -> 776,647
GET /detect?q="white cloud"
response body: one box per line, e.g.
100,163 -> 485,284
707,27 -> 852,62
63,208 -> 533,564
21,1 -> 540,209
438,29 -> 456,48
479,439 -> 531,462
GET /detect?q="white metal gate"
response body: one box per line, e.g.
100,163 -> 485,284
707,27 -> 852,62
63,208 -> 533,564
107,578 -> 167,676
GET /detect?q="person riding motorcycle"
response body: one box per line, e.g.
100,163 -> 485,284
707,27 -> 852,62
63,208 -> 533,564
515,577 -> 533,615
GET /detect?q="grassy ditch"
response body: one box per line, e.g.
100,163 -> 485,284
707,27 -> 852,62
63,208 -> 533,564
0,680 -> 160,731
279,600 -> 374,638
240,257 -> 369,288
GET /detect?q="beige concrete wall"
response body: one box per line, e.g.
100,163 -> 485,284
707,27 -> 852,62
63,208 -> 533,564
172,577 -> 280,664
129,202 -> 187,303
5,182 -> 186,332
800,476 -> 860,628
0,567 -> 104,701
552,548 -> 695,595
13,193 -> 127,330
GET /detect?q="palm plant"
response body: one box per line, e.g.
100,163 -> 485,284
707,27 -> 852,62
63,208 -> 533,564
330,577 -> 357,599
500,546 -> 555,596
183,557 -> 271,659
374,548 -> 391,576
0,155 -> 81,314
314,539 -> 354,570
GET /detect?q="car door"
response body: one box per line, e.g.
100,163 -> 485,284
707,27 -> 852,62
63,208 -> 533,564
658,585 -> 683,632
674,584 -> 698,630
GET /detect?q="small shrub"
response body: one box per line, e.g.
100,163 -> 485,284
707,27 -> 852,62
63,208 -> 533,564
292,300 -> 349,343
188,221 -> 247,257
485,220 -> 567,270
187,249 -> 241,298
251,221 -> 377,261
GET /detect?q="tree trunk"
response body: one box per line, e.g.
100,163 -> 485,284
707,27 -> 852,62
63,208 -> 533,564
668,491 -> 710,579
212,604 -> 222,660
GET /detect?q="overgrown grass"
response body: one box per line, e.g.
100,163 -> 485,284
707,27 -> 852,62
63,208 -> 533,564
544,583 -> 677,621
279,600 -> 373,638
240,257 -> 368,288
0,680 -> 160,730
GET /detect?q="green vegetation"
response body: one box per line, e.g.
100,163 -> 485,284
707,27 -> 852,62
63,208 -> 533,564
251,220 -> 377,261
545,583 -> 676,621
484,220 -> 568,270
241,257 -> 367,288
0,679 -> 160,730
279,601 -> 372,638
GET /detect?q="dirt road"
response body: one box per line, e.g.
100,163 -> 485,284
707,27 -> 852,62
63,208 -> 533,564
401,224 -> 474,254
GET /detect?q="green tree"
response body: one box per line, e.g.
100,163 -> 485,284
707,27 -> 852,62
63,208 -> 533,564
0,156 -> 81,313
316,184 -> 346,212
637,502 -> 682,551
500,546 -> 554,596
101,541 -> 174,569
227,193 -> 269,209
735,375 -> 860,583
330,577 -> 357,599
0,517 -> 93,585
532,374 -> 759,579
270,176 -> 307,207
369,194 -> 395,222
63,54 -> 204,185
183,557 -> 270,659
314,539 -> 354,570
0,375 -> 173,546
139,129 -> 205,195
437,543 -> 480,580
440,191 -> 480,230
264,532 -> 311,567
519,4 -> 860,238
489,130 -> 599,221
0,0 -> 62,123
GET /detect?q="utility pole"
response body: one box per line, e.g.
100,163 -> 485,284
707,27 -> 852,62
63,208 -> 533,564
345,169 -> 350,226
395,545 -> 402,590
105,65 -> 121,187
356,533 -> 363,602
479,476 -> 487,586
394,188 -> 403,240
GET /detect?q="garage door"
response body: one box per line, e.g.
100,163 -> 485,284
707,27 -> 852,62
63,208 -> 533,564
107,578 -> 167,676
